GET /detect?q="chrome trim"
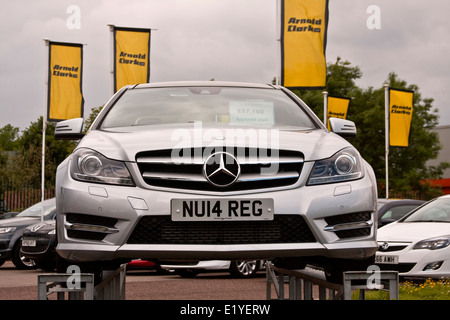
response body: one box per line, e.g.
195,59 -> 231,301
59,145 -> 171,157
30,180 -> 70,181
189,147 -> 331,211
323,220 -> 373,232
64,222 -> 120,234
142,171 -> 300,183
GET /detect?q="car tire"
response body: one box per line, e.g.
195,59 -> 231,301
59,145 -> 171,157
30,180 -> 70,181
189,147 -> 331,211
229,260 -> 259,278
12,239 -> 36,269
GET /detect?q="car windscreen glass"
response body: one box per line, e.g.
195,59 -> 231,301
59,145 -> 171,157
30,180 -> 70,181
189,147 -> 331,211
16,201 -> 56,217
100,87 -> 317,129
402,199 -> 450,223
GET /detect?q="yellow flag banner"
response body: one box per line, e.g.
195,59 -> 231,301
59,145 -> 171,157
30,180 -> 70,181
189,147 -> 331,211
281,0 -> 329,89
389,88 -> 414,147
327,96 -> 350,130
113,26 -> 151,92
47,41 -> 84,121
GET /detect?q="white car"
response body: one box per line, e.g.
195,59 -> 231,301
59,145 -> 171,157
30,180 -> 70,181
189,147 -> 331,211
54,81 -> 378,283
376,195 -> 450,279
162,260 -> 265,278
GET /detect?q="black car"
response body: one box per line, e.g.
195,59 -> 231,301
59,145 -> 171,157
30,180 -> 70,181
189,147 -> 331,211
21,220 -> 56,271
0,198 -> 56,269
377,199 -> 425,227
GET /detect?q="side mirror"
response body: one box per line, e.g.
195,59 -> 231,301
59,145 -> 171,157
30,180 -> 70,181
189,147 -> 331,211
328,118 -> 357,137
54,118 -> 84,140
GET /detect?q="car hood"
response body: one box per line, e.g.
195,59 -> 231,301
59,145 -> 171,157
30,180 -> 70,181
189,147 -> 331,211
77,124 -> 353,162
377,222 -> 450,243
0,216 -> 43,228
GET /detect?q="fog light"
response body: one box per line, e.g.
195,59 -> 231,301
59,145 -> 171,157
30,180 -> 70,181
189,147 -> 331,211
423,261 -> 443,271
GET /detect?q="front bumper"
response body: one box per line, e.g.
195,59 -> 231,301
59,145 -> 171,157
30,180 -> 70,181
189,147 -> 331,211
20,235 -> 56,262
56,167 -> 378,263
376,244 -> 450,278
0,237 -> 13,260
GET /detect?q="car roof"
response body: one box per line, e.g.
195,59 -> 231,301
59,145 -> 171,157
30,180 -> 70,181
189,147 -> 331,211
132,81 -> 278,90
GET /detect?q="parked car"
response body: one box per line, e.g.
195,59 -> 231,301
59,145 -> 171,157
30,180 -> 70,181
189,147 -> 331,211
162,260 -> 265,278
0,198 -> 56,269
22,223 -> 162,273
0,211 -> 19,220
54,81 -> 378,283
376,195 -> 450,279
126,259 -> 173,274
21,220 -> 56,271
377,199 -> 425,227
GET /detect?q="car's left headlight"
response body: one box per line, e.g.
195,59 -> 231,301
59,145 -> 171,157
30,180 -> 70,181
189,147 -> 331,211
70,148 -> 135,186
413,235 -> 450,250
307,147 -> 364,185
0,227 -> 16,234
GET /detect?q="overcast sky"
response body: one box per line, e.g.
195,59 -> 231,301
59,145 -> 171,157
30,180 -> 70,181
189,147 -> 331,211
1,0 -> 449,131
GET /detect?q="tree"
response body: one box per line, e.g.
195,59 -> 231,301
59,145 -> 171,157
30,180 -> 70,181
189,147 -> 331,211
293,58 -> 449,199
0,124 -> 20,151
84,105 -> 103,133
6,117 -> 76,187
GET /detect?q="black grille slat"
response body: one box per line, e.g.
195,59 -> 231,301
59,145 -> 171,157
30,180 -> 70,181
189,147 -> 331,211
127,215 -> 315,245
324,212 -> 371,225
66,213 -> 118,227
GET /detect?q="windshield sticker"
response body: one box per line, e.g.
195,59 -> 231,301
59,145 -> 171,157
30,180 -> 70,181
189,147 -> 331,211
229,101 -> 274,126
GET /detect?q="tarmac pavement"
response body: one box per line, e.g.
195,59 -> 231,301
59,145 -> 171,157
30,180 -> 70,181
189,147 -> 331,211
0,261 -> 269,300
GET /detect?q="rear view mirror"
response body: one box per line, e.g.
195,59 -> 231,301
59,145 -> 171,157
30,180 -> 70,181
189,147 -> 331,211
54,118 -> 84,140
328,118 -> 357,137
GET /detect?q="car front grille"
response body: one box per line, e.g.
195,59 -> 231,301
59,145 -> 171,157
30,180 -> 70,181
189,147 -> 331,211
126,215 -> 316,245
136,147 -> 304,192
378,244 -> 408,252
21,237 -> 52,254
377,263 -> 415,273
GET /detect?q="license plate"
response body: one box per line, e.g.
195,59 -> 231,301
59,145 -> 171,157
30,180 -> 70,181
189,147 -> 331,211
21,239 -> 36,247
375,254 -> 398,264
171,199 -> 274,221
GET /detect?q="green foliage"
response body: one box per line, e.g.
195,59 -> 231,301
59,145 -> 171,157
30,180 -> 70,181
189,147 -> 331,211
360,278 -> 450,300
293,57 -> 449,200
83,105 -> 103,133
0,117 -> 76,187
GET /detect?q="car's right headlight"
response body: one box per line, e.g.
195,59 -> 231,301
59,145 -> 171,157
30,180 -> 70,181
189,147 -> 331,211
307,147 -> 364,185
413,236 -> 450,250
0,227 -> 16,234
70,148 -> 135,186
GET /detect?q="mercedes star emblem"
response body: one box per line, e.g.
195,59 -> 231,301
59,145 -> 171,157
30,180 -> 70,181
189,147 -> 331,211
204,152 -> 240,187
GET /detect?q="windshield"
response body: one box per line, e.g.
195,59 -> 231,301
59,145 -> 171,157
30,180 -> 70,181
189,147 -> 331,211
17,199 -> 56,218
101,87 -> 317,129
402,198 -> 450,223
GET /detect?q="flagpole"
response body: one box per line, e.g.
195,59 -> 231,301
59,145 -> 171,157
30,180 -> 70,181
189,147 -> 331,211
384,83 -> 389,199
108,24 -> 115,96
275,0 -> 281,85
323,91 -> 328,126
42,39 -> 50,222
